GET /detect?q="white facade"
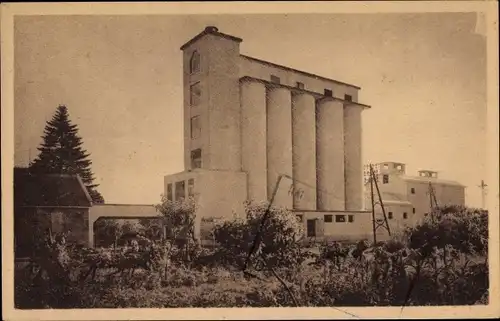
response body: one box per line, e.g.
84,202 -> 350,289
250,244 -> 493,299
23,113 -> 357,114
165,26 -> 372,240
364,161 -> 466,239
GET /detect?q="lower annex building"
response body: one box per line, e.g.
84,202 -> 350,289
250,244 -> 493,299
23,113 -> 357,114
363,162 -> 466,239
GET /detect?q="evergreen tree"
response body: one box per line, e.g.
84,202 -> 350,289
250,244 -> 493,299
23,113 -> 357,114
30,105 -> 104,204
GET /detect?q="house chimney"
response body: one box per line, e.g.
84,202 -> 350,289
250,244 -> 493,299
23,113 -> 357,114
205,26 -> 219,33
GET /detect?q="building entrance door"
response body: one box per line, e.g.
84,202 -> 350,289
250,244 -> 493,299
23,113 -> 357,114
307,219 -> 316,237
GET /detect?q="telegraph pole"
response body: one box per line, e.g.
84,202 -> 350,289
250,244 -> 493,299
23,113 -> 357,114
369,171 -> 377,244
368,164 -> 391,244
478,180 -> 488,209
428,182 -> 438,223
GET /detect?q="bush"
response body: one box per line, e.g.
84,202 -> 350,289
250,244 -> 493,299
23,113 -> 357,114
212,201 -> 308,270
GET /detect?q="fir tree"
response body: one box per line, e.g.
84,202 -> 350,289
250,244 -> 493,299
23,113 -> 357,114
30,105 -> 104,204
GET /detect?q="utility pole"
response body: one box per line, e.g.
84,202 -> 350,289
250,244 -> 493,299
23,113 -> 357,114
368,164 -> 391,244
428,182 -> 438,223
478,180 -> 488,209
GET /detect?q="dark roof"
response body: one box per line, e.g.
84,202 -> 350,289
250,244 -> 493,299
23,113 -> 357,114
14,168 -> 93,207
180,26 -> 243,50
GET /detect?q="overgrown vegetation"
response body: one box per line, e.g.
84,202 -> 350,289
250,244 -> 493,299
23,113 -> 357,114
15,202 -> 489,308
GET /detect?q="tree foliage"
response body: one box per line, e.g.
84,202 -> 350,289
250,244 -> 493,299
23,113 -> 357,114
212,201 -> 309,270
30,105 -> 104,204
155,196 -> 200,263
405,205 -> 488,257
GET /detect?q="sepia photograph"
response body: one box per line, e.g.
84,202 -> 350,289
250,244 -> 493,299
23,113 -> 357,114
2,1 -> 499,320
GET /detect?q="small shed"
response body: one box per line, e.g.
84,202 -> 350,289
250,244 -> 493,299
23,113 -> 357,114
14,168 -> 93,257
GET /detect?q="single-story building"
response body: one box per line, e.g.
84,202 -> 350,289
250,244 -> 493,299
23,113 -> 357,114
14,168 -> 161,254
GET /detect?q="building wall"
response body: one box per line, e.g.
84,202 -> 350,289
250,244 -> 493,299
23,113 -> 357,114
266,86 -> 293,208
365,202 -> 415,241
164,169 -> 247,238
291,92 -> 317,210
239,56 -> 359,101
364,165 -> 466,226
295,211 -> 372,242
88,204 -> 159,247
344,104 -> 364,211
240,79 -> 268,202
406,180 -> 465,220
316,98 -> 345,211
15,207 -> 90,256
183,34 -> 242,171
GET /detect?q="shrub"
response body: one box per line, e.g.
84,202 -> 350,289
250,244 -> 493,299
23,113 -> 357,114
212,201 -> 308,270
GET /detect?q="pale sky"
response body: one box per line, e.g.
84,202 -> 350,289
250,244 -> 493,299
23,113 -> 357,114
14,13 -> 487,207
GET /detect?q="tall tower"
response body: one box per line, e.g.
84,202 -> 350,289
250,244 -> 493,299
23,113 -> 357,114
180,26 -> 243,172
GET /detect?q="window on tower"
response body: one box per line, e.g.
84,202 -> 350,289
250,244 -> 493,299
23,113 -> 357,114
190,51 -> 200,74
191,149 -> 202,169
190,116 -> 201,139
190,82 -> 201,106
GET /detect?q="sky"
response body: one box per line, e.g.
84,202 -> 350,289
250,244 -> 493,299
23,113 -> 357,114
14,13 -> 487,207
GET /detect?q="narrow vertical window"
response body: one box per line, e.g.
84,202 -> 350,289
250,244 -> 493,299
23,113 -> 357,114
190,82 -> 201,106
383,174 -> 389,184
167,183 -> 173,201
190,116 -> 201,139
191,149 -> 202,169
188,178 -> 195,197
190,51 -> 200,74
175,181 -> 185,201
388,212 -> 393,219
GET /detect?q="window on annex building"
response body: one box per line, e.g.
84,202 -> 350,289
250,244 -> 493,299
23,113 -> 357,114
388,212 -> 393,219
348,215 -> 354,223
324,89 -> 333,97
175,181 -> 185,201
296,82 -> 305,89
411,187 -> 416,194
167,183 -> 173,201
296,215 -> 303,223
413,207 -> 416,214
383,174 -> 389,184
324,214 -> 333,223
190,82 -> 201,106
403,212 -> 408,219
190,116 -> 201,139
344,94 -> 353,101
190,51 -> 201,74
188,179 -> 195,197
335,215 -> 346,223
191,149 -> 202,169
